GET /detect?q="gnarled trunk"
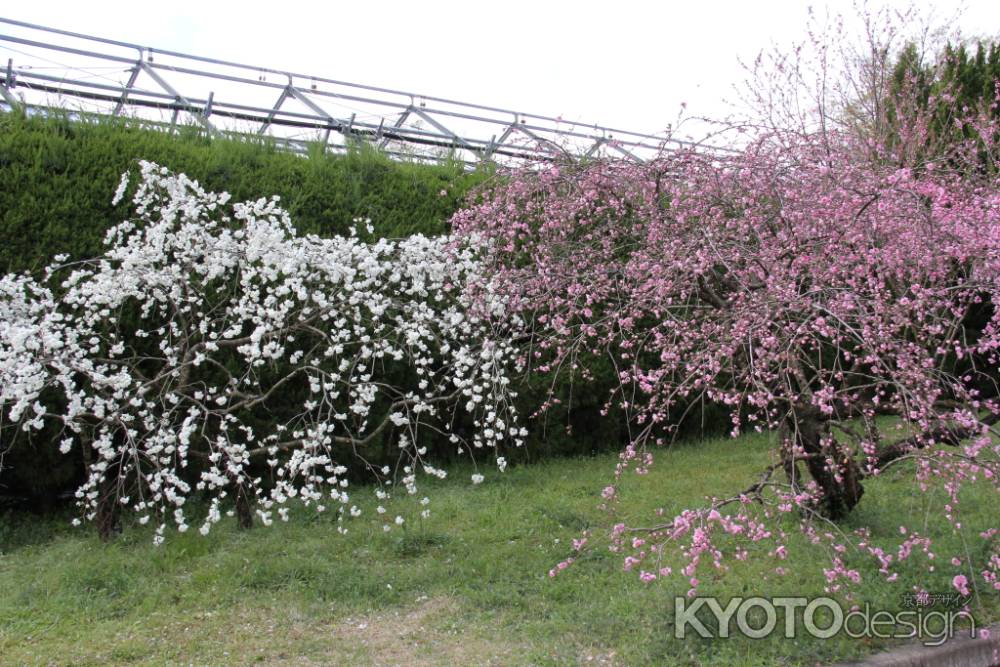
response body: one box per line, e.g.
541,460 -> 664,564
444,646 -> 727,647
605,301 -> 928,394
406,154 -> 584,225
781,408 -> 864,520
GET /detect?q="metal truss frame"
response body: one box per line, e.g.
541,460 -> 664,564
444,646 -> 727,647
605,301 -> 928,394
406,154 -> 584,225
1,17 -> 717,166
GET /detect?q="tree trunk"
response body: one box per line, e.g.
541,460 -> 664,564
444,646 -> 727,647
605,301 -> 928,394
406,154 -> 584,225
95,470 -> 122,541
781,409 -> 864,520
78,428 -> 123,541
88,439 -> 122,542
233,479 -> 253,530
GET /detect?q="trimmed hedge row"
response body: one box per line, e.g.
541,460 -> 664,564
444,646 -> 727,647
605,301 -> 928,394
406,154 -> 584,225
0,111 -> 723,506
0,111 -> 486,274
0,112 -> 492,501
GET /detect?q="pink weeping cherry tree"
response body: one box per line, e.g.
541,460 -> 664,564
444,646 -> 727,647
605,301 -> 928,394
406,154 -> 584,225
451,13 -> 1000,595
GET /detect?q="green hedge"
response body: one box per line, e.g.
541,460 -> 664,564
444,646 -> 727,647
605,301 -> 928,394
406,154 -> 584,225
0,111 -> 720,508
0,111 -> 494,502
0,111 -> 487,274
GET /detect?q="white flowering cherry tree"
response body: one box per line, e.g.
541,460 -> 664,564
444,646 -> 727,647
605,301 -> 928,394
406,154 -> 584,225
0,161 -> 523,541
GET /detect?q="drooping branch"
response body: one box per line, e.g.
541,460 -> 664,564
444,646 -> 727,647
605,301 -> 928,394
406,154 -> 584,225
872,412 -> 1000,472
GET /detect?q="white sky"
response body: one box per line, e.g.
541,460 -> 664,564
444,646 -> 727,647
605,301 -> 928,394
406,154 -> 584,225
3,0 -> 999,140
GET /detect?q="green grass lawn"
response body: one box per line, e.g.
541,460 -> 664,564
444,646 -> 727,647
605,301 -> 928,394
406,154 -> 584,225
1,432 -> 997,666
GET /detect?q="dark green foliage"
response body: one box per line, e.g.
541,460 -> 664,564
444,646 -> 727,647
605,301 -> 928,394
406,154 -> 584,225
0,110 -> 487,503
0,110 -> 723,512
885,39 -> 1000,171
0,110 -> 486,274
933,41 -> 1000,118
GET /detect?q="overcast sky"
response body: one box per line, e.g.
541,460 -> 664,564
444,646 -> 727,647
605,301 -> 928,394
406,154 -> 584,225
2,0 -> 999,140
